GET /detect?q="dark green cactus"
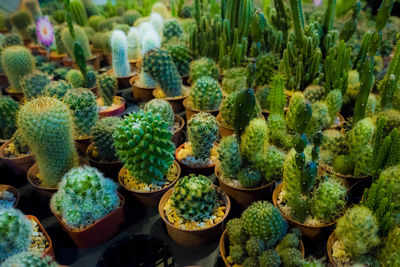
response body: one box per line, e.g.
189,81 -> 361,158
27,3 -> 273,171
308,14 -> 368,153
3,33 -> 23,47
233,89 -> 257,138
122,10 -> 141,26
190,76 -> 222,111
91,117 -> 121,162
165,41 -> 191,77
238,166 -> 262,189
163,19 -> 183,40
20,71 -> 51,100
339,1 -> 361,42
70,0 -> 88,26
10,10 -> 32,39
0,96 -> 19,140
45,80 -> 72,100
143,99 -> 175,129
98,72 -> 117,106
353,55 -> 374,125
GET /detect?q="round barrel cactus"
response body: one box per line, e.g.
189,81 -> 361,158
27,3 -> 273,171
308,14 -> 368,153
190,76 -> 222,111
143,99 -> 174,129
91,117 -> 121,162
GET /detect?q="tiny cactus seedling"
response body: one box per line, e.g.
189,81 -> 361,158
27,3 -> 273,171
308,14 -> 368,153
143,99 -> 174,129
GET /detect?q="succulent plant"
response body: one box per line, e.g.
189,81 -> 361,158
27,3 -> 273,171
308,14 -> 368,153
114,111 -> 175,184
123,10 -> 141,26
66,69 -> 84,88
255,145 -> 286,182
306,101 -> 330,138
0,96 -> 19,140
226,218 -> 248,245
229,244 -> 246,264
83,69 -> 97,89
238,166 -> 262,189
254,53 -> 279,86
267,114 -> 293,150
91,117 -> 121,162
189,57 -> 219,82
377,227 -> 400,266
285,92 -> 305,131
187,112 -> 218,160
245,236 -> 265,257
20,71 -> 51,100
1,251 -> 57,267
10,10 -> 32,39
18,97 -> 77,187
70,0 -> 88,26
50,166 -> 120,229
11,128 -> 29,155
222,67 -> 247,94
164,41 -> 191,77
242,257 -> 259,267
1,46 -> 35,93
333,155 -> 354,175
326,89 -> 343,123
61,25 -> 92,61
53,10 -> 67,24
304,85 -> 325,103
143,99 -> 174,129
217,135 -> 242,179
98,72 -> 117,106
179,5 -> 193,18
27,24 -> 37,44
151,2 -> 170,19
259,249 -> 281,267
54,25 -> 66,55
98,17 -> 124,32
150,12 -> 164,36
63,88 -> 98,137
3,33 -> 23,47
0,208 -> 32,262
163,19 -> 183,40
190,76 -> 222,111
111,30 -> 131,78
240,118 -> 268,164
82,0 -> 100,17
275,233 -> 300,253
321,129 -> 346,155
277,248 -> 303,267
127,27 -> 140,61
170,174 -> 217,221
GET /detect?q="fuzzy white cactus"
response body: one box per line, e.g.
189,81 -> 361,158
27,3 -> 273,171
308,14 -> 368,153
111,30 -> 131,77
127,27 -> 141,60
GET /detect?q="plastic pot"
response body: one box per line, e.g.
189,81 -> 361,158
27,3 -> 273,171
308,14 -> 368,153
183,98 -> 219,120
216,114 -> 234,137
130,77 -> 155,102
97,96 -> 126,118
26,215 -> 54,257
172,115 -> 185,147
0,184 -> 20,208
27,163 -> 58,199
129,58 -> 141,72
327,232 -> 338,267
0,140 -> 36,175
73,55 -> 100,71
75,135 -> 91,155
86,143 -> 122,181
108,69 -> 137,90
175,143 -> 216,176
49,52 -> 66,62
152,88 -> 188,113
5,86 -> 24,102
27,42 -> 40,54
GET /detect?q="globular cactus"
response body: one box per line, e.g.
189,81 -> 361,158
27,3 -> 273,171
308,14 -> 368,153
91,32 -> 104,51
333,155 -> 355,175
255,53 -> 279,86
242,257 -> 259,267
50,166 -> 120,229
190,76 -> 222,111
277,248 -> 303,267
98,17 -> 124,32
152,2 -> 170,19
230,244 -> 246,264
53,10 -> 67,24
165,41 -> 191,77
259,249 -> 281,267
246,236 -> 265,257
189,57 -> 219,82
127,27 -> 141,61
321,129 -> 346,155
66,69 -> 84,88
226,218 -> 248,245
143,99 -> 174,129
113,111 -> 175,184
10,10 -> 32,39
45,81 -> 71,100
238,166 -> 262,189
83,69 -> 97,89
304,85 -> 325,103
25,0 -> 41,21
255,145 -> 285,182
20,71 -> 51,100
335,206 -> 380,258
111,30 -> 131,78
54,25 -> 66,55
179,5 -> 193,18
81,0 -> 100,17
18,97 -> 78,187
218,136 -> 242,179
0,96 -> 19,140
222,67 -> 247,95
91,117 -> 121,162
170,174 -> 217,221
240,118 -> 268,164
162,19 -> 183,40
306,101 -> 330,138
1,46 -> 35,93
241,201 -> 288,247
98,72 -> 117,106
143,48 -> 182,97
377,227 -> 400,266
1,251 -> 57,267
123,10 -> 141,26
84,26 -> 95,41
275,233 -> 300,253
101,31 -> 112,55
63,88 -> 98,137
285,91 -> 305,131
61,25 -> 92,61
325,89 -> 343,124
267,114 -> 293,151
0,208 -> 32,262
70,0 -> 88,26
3,33 -> 23,47
88,15 -> 104,31
187,112 -> 218,160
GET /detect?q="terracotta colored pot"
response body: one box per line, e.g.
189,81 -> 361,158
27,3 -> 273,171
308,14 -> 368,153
215,163 -> 274,208
183,98 -> 219,120
0,73 -> 8,86
51,193 -> 125,248
5,86 -> 24,102
129,58 -> 142,72
159,186 -> 230,247
38,48 -> 48,56
118,160 -> 181,207
86,143 -> 122,181
172,115 -> 185,147
27,42 -> 40,54
0,140 -> 36,175
62,57 -> 74,67
219,229 -> 305,267
97,96 -> 126,118
175,143 -> 216,176
328,113 -> 345,130
216,113 -> 234,137
152,88 -> 188,113
327,232 -> 338,266
27,163 -> 58,199
75,135 -> 91,155
108,69 -> 137,90
49,52 -> 67,62
73,55 -> 101,71
26,215 -> 54,257
0,184 -> 20,208
131,78 -> 155,102
272,183 -> 336,241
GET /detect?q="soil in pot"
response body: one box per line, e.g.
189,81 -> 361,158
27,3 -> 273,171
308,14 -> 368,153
0,185 -> 19,208
97,96 -> 126,118
152,87 -> 189,113
86,143 -> 122,181
216,113 -> 234,137
175,142 -> 217,176
0,140 -> 35,175
183,98 -> 219,120
26,215 -> 54,257
172,115 -> 185,147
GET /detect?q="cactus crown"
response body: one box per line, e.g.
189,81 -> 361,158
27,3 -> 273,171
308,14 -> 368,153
1,252 -> 57,267
98,72 -> 117,106
51,166 -> 120,229
143,99 -> 174,129
189,57 -> 219,82
111,30 -> 131,78
170,174 -> 217,221
20,71 -> 51,100
0,96 -> 19,140
190,76 -> 222,111
163,19 -> 183,40
91,117 -> 121,162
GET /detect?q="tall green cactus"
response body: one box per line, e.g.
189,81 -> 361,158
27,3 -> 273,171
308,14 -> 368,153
70,0 -> 88,26
111,30 -> 130,77
339,1 -> 361,42
353,56 -> 374,125
270,0 -> 290,43
98,72 -> 117,106
10,10 -> 32,39
61,25 -> 92,61
380,38 -> 400,110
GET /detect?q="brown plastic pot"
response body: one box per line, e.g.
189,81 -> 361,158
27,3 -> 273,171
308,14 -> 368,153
118,160 -> 181,207
219,229 -> 305,267
159,186 -> 230,247
328,113 -> 345,130
5,86 -> 24,102
0,184 -> 20,208
327,232 -> 338,267
73,55 -> 101,71
0,140 -> 36,175
49,52 -> 66,62
172,115 -> 185,147
75,135 -> 91,155
26,215 -> 54,257
97,96 -> 126,118
216,113 -> 234,137
175,143 -> 216,176
183,98 -> 219,120
130,77 -> 155,102
91,47 -> 104,61
27,163 -> 58,199
86,143 -> 122,181
215,163 -> 274,208
108,69 -> 137,90
129,58 -> 141,72
27,42 -> 40,54
51,193 -> 125,248
88,85 -> 97,96
272,183 -> 336,242
152,88 -> 188,113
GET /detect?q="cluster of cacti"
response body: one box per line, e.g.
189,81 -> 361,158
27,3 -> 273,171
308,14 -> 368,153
50,166 -> 120,229
164,41 -> 191,77
114,111 -> 175,184
98,72 -> 117,106
91,117 -> 121,162
1,251 -> 57,267
190,76 -> 222,111
162,19 -> 183,40
143,99 -> 174,129
61,25 -> 92,61
10,10 -> 32,39
20,71 -> 51,100
221,67 -> 247,94
111,30 -> 130,77
122,10 -> 141,26
0,96 -> 19,140
189,57 -> 219,82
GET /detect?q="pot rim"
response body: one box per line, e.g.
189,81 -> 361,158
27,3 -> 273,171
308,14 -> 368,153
97,95 -> 126,109
175,142 -> 217,169
327,231 -> 338,266
0,140 -> 33,160
173,114 -> 185,134
0,184 -> 20,208
152,87 -> 189,101
26,215 -> 54,257
131,78 -> 156,89
86,143 -> 121,165
183,98 -> 220,113
216,113 -> 234,130
27,163 -> 59,191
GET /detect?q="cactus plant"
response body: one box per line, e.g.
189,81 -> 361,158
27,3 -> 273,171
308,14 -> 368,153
377,227 -> 400,266
54,25 -> 66,55
45,81 -> 71,100
230,244 -> 246,264
170,174 -> 217,221
275,233 -> 300,253
18,97 -> 78,187
50,166 -> 120,229
150,12 -> 164,36
98,17 -> 124,32
114,111 -> 175,184
285,92 -> 305,131
189,57 -> 219,82
61,25 -> 92,61
20,71 -> 51,100
255,145 -> 286,182
226,218 -> 248,245
278,248 -> 303,267
254,53 -> 279,86
333,155 -> 354,175
66,69 -> 84,88
164,41 -> 191,77
152,2 -> 170,19
245,236 -> 265,257
70,0 -> 88,26
91,117 -> 121,162
82,0 -> 100,17
190,76 -> 222,111
137,26 -> 161,87
1,46 -> 35,93
143,99 -> 174,129
127,27 -> 141,61
306,101 -> 330,138
0,96 -> 19,140
304,85 -> 325,103
53,10 -> 67,24
111,30 -> 131,77
320,129 -> 346,155
3,33 -> 23,47
1,251 -> 57,267
98,72 -> 117,106
238,166 -> 262,189
240,118 -> 268,164
325,89 -> 343,124
27,24 -> 37,44
259,250 -> 281,267
10,10 -> 32,39
218,135 -> 242,179
162,19 -> 183,40
24,0 -> 41,21
123,10 -> 141,26
88,15 -> 104,31
222,67 -> 247,94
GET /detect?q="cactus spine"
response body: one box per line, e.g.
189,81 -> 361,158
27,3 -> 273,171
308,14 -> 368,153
111,30 -> 131,78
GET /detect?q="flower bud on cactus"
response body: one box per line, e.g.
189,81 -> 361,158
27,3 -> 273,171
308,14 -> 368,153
20,71 -> 51,100
1,251 -> 57,267
98,72 -> 117,106
218,136 -> 242,179
259,249 -> 281,267
189,57 -> 219,82
111,30 -> 131,78
190,76 -> 222,111
0,96 -> 19,140
143,99 -> 174,129
238,166 -> 262,189
66,69 -> 84,88
91,117 -> 121,162
226,218 -> 247,245
240,118 -> 268,164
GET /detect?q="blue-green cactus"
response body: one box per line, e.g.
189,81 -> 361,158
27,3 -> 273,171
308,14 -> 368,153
44,81 -> 72,100
165,41 -> 191,77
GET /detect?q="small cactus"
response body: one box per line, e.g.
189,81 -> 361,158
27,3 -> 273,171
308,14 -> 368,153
222,67 -> 247,94
217,136 -> 242,179
91,117 -> 121,162
190,76 -> 222,111
143,99 -> 174,129
1,251 -> 57,267
304,85 -> 325,103
45,80 -> 72,100
162,19 -> 183,40
20,71 -> 51,100
238,166 -> 262,189
259,249 -> 281,267
66,69 -> 84,88
111,30 -> 131,77
240,118 -> 268,164
189,57 -> 219,82
0,96 -> 19,140
98,72 -> 117,106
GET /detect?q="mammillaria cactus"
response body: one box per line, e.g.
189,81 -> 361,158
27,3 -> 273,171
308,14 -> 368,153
61,25 -> 92,61
238,166 -> 262,189
66,69 -> 84,88
230,244 -> 246,264
240,118 -> 268,164
190,76 -> 222,111
164,41 -> 191,77
70,0 -> 88,26
111,30 -> 131,78
222,67 -> 247,94
142,48 -> 182,97
278,248 -> 303,267
1,46 -> 35,93
63,88 -> 98,137
123,10 -> 141,26
170,174 -> 217,221
45,80 -> 72,100
3,33 -> 23,47
20,71 -> 51,100
189,57 -> 219,82
50,166 -> 120,229
1,251 -> 57,267
162,19 -> 183,40
114,111 -> 175,184
127,27 -> 140,61
143,99 -> 174,129
187,112 -> 219,160
218,136 -> 242,179
0,96 -> 19,140
91,117 -> 121,162
275,233 -> 300,253
0,208 -> 32,262
10,11 -> 32,39
98,72 -> 117,106
254,53 -> 279,86
226,218 -> 247,245
259,250 -> 281,267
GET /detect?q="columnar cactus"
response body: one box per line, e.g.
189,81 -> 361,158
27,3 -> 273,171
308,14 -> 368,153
187,112 -> 219,160
143,99 -> 174,129
61,25 -> 92,61
63,88 -> 98,137
70,0 -> 88,26
113,111 -> 175,184
25,0 -> 42,21
218,136 -> 242,179
66,69 -> 84,88
190,76 -> 222,111
165,41 -> 191,77
162,19 -> 183,40
54,25 -> 66,55
20,71 -> 51,100
189,57 -> 219,82
98,72 -> 117,106
18,97 -> 78,187
91,117 -> 121,162
170,174 -> 217,221
10,11 -> 32,39
150,12 -> 164,36
1,46 -> 35,92
0,96 -> 19,140
50,166 -> 120,229
1,252 -> 57,267
127,27 -> 141,61
325,89 -> 343,123
123,10 -> 141,26
111,30 -> 131,78
285,92 -> 305,131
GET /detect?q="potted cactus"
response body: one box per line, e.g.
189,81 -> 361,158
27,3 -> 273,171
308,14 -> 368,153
0,185 -> 19,208
49,25 -> 67,61
1,252 -> 58,267
86,117 -> 122,180
44,80 -> 72,100
164,39 -> 191,85
127,27 -> 141,71
0,95 -> 19,144
219,201 -> 308,266
116,111 -> 181,207
221,67 -> 247,95
188,57 -> 220,84
9,10 -> 32,43
19,71 -> 51,100
143,99 -> 185,147
175,112 -> 219,176
158,174 -> 230,247
50,166 -> 125,248
97,72 -> 125,118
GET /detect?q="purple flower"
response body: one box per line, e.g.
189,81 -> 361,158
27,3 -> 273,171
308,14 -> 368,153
36,16 -> 54,47
314,0 -> 322,6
